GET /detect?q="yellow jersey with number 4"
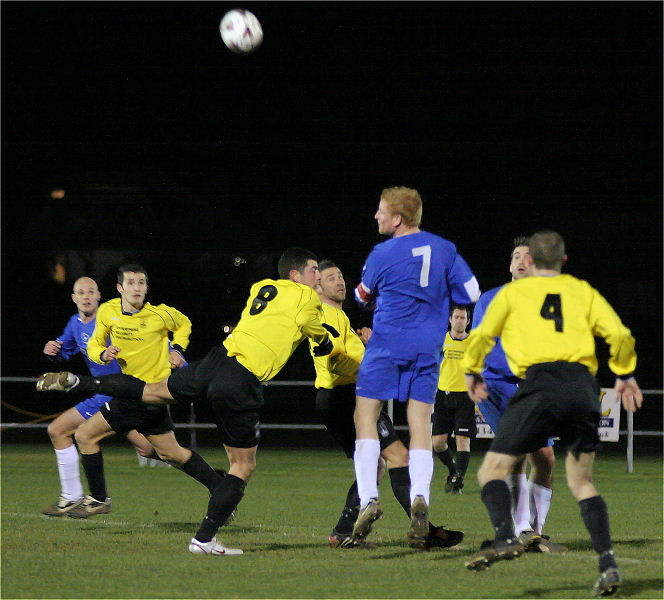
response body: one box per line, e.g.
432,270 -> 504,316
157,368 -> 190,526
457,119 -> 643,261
463,274 -> 637,378
224,278 -> 329,381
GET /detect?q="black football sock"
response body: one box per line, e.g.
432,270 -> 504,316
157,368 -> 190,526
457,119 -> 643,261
579,495 -> 617,571
481,479 -> 515,541
180,451 -> 225,493
334,481 -> 359,534
195,474 -> 246,542
387,466 -> 438,534
456,451 -> 470,479
80,451 -> 107,501
388,466 -> 412,516
436,448 -> 457,475
76,373 -> 146,400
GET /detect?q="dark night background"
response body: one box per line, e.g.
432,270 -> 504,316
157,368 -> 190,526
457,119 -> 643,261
2,3 -> 662,437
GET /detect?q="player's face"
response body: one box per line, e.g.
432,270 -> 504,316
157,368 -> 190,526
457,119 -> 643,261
375,199 -> 399,235
71,278 -> 101,317
117,271 -> 148,309
319,267 -> 346,303
510,245 -> 532,280
449,309 -> 469,334
293,260 -> 321,290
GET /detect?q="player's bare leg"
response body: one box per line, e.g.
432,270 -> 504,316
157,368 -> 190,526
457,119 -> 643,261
566,451 -> 620,596
188,444 -> 255,557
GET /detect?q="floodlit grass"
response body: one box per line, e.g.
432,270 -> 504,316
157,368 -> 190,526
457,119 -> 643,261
1,443 -> 662,599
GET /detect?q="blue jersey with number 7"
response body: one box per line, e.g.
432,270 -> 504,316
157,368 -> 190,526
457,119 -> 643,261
355,230 -> 480,359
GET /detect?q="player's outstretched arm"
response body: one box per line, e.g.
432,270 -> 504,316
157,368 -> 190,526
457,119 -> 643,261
614,377 -> 643,412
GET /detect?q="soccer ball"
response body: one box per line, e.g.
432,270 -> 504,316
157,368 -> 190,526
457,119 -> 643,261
219,9 -> 263,54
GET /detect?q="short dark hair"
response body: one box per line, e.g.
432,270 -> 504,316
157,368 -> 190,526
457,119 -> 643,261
277,247 -> 318,279
318,259 -> 338,273
117,263 -> 148,285
529,230 -> 565,270
450,304 -> 471,319
510,236 -> 530,261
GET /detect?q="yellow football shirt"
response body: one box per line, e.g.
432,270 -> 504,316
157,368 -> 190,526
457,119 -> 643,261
463,274 -> 637,378
309,302 -> 365,389
224,279 -> 330,381
438,331 -> 470,392
88,298 -> 192,383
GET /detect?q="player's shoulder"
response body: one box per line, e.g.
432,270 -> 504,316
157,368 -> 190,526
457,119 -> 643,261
478,284 -> 505,305
419,229 -> 454,245
322,302 -> 348,321
65,313 -> 81,327
97,298 -> 121,313
369,230 -> 454,257
258,278 -> 320,302
144,301 -> 174,312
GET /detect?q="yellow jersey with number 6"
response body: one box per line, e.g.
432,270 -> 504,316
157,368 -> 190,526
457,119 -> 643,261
463,274 -> 637,378
223,278 -> 329,381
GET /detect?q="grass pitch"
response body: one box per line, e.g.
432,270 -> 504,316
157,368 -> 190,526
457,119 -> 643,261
1,443 -> 662,599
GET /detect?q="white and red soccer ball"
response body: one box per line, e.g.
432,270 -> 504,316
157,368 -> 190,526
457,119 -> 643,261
219,9 -> 263,54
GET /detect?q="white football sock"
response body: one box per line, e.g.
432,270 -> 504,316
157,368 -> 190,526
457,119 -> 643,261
506,472 -> 531,535
55,444 -> 83,501
354,439 -> 380,508
530,482 -> 553,534
408,449 -> 433,505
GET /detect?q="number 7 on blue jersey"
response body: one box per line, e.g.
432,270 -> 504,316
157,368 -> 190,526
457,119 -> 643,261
412,245 -> 431,287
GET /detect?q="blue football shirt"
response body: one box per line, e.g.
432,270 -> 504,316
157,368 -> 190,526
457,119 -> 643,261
355,231 -> 479,359
51,314 -> 122,378
470,285 -> 519,382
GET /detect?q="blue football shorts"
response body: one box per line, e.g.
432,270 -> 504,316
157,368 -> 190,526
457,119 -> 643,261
75,393 -> 113,420
478,377 -> 554,447
356,345 -> 439,404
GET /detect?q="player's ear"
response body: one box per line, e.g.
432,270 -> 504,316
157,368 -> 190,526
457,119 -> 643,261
116,282 -> 124,295
288,269 -> 299,283
562,255 -> 568,267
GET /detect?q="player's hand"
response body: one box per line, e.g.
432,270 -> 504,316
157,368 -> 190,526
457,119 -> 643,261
466,373 -> 487,404
43,340 -> 62,356
321,323 -> 340,338
356,327 -> 372,344
102,345 -> 121,362
169,350 -> 185,369
313,335 -> 334,356
614,377 -> 643,412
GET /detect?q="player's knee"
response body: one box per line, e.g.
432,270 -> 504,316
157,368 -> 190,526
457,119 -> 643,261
566,476 -> 596,501
74,426 -> 92,447
230,456 -> 256,480
478,453 -> 511,485
381,442 -> 408,468
431,435 -> 447,453
456,436 -> 471,451
477,462 -> 490,486
47,420 -> 63,441
155,446 -> 187,465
